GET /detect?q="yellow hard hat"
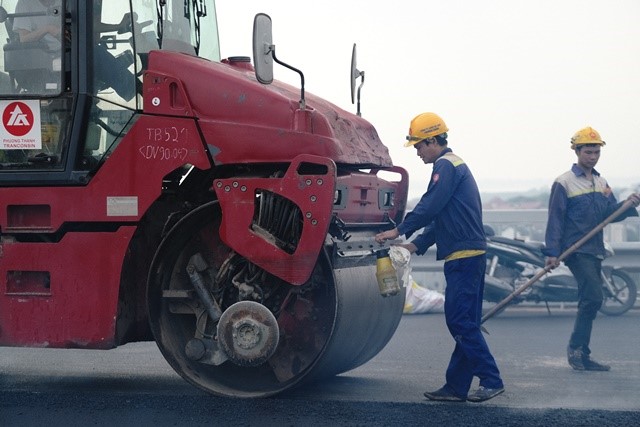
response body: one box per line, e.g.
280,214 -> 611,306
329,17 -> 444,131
570,127 -> 606,149
405,112 -> 449,147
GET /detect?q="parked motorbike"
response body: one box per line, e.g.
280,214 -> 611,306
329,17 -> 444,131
483,226 -> 638,316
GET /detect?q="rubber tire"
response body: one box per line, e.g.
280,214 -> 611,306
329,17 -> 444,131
599,269 -> 637,316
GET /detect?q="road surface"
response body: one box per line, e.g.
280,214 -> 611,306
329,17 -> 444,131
1,307 -> 639,426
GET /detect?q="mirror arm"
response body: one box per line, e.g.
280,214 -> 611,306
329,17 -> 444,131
356,71 -> 365,117
271,46 -> 306,110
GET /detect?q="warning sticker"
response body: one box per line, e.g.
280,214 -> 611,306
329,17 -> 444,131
0,100 -> 42,150
107,196 -> 139,217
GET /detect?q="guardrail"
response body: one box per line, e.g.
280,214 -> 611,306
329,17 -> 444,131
405,209 -> 640,306
409,243 -> 640,307
410,242 -> 640,274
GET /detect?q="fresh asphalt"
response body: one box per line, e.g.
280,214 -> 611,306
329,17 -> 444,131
1,306 -> 639,426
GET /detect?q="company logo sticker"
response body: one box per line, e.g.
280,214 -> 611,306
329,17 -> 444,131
3,102 -> 34,136
1,100 -> 42,150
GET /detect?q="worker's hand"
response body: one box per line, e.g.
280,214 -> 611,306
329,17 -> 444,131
17,24 -> 61,44
545,256 -> 559,269
375,228 -> 399,244
627,193 -> 640,208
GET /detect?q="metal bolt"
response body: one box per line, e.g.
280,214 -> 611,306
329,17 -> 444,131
234,320 -> 261,349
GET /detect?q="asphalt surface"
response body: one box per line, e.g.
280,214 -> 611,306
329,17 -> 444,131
1,306 -> 639,426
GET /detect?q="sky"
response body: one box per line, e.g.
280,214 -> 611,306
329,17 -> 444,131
215,0 -> 640,196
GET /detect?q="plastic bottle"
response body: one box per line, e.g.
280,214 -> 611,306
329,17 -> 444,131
375,249 -> 400,297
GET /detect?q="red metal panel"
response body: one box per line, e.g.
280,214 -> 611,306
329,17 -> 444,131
335,168 -> 408,224
0,116 -> 211,230
146,50 -> 393,167
0,228 -> 135,348
0,115 -> 212,348
215,154 -> 336,285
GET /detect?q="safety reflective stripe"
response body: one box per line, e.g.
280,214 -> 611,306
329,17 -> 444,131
445,249 -> 485,262
439,152 -> 465,167
556,170 -> 609,199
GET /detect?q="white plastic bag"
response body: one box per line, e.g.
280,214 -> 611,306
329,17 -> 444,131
403,276 -> 445,314
389,246 -> 411,288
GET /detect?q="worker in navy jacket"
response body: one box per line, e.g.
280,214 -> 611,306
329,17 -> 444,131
376,112 -> 504,403
543,127 -> 640,371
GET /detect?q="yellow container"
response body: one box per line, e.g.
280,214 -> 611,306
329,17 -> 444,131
375,249 -> 400,297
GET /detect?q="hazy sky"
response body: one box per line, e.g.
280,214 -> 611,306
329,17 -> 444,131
216,1 -> 640,195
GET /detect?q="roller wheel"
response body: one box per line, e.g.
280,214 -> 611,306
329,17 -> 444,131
147,202 -> 404,397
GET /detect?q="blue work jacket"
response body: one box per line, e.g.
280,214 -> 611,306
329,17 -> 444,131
543,164 -> 638,258
397,148 -> 486,260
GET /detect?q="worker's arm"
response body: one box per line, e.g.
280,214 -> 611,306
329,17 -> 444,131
15,25 -> 60,43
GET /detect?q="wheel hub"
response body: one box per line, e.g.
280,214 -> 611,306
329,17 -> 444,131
217,301 -> 279,367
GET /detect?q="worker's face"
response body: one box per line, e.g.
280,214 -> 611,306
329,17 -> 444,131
414,138 -> 440,164
576,145 -> 601,170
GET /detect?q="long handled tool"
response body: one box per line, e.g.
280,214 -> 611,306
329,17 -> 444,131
481,199 -> 635,325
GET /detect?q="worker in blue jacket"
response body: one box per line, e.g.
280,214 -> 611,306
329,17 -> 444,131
375,112 -> 504,403
543,127 -> 640,371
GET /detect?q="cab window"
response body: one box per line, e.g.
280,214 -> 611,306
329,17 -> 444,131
0,0 -> 64,96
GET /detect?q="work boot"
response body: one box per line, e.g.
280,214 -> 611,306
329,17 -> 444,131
567,345 -> 585,370
467,386 -> 505,403
583,355 -> 611,371
423,386 -> 465,402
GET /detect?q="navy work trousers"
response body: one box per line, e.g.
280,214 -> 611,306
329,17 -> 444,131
443,254 -> 503,398
565,253 -> 603,354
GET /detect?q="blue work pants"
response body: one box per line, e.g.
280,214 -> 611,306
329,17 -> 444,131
565,253 -> 603,354
443,254 -> 503,397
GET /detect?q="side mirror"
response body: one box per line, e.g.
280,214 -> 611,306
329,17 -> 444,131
252,13 -> 273,84
350,43 -> 365,117
350,44 -> 359,104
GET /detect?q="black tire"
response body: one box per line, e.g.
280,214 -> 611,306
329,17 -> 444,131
599,269 -> 637,316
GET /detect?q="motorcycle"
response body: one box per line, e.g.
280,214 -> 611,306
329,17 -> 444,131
483,226 -> 638,316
